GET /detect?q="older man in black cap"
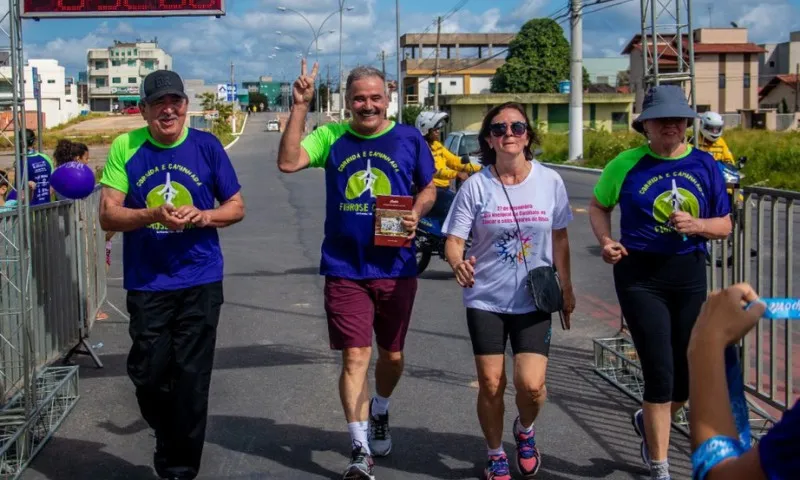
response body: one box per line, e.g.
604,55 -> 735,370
99,70 -> 245,479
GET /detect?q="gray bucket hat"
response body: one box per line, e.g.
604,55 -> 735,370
632,84 -> 697,134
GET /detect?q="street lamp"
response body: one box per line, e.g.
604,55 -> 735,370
277,4 -> 353,125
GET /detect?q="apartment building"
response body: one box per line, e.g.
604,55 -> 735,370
86,39 -> 173,112
399,33 -> 515,106
759,31 -> 800,87
623,28 -> 765,115
0,59 -> 82,128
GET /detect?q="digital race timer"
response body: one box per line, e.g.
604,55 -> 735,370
22,0 -> 226,18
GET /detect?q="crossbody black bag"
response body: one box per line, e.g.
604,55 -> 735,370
494,166 -> 567,330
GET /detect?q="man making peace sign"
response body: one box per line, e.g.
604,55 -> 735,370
278,60 -> 436,479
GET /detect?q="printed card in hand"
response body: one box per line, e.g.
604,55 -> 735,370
374,195 -> 413,247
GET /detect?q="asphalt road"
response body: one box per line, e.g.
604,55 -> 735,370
23,114 -> 693,480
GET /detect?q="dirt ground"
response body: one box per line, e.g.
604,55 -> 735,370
60,114 -> 146,134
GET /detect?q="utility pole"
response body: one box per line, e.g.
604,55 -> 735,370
568,0 -> 583,161
433,16 -> 442,110
395,0 -> 403,123
327,65 -> 331,114
339,1 -> 345,120
381,50 -> 386,77
794,63 -> 800,112
230,61 -> 236,133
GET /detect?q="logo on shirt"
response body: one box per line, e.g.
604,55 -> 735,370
144,172 -> 195,231
495,229 -> 532,266
652,178 -> 699,230
344,157 -> 392,200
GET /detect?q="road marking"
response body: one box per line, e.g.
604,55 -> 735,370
573,207 -> 587,213
292,303 -> 312,308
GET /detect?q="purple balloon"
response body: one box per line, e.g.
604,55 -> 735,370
51,161 -> 95,200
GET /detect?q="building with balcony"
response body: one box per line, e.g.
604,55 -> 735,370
86,39 -> 173,112
623,28 -> 765,116
399,33 -> 515,106
0,59 -> 83,128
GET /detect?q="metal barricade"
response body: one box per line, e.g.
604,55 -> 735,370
0,186 -> 106,478
589,172 -> 800,443
737,186 -> 799,437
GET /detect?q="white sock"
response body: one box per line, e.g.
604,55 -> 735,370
487,446 -> 504,457
371,395 -> 390,417
348,421 -> 370,454
519,420 -> 534,434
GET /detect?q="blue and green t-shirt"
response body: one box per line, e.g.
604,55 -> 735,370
7,151 -> 54,205
593,144 -> 730,255
100,127 -> 241,292
301,121 -> 435,279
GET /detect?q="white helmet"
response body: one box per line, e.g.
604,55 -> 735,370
415,110 -> 449,136
699,111 -> 724,142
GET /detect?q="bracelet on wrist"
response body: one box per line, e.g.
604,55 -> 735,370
691,435 -> 744,480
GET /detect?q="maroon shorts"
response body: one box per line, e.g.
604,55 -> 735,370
324,276 -> 418,352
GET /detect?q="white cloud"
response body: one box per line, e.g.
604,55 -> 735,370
17,0 -> 800,84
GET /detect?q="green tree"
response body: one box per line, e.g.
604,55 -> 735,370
491,18 -> 590,94
401,104 -> 423,125
194,92 -> 234,138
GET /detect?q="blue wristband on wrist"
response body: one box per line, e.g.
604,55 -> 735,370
692,435 -> 745,480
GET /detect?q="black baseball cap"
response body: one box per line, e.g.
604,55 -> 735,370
140,70 -> 188,104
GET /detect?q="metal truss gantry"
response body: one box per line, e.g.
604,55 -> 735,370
0,2 -> 79,478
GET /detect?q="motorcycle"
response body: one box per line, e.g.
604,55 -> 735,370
415,154 -> 474,275
708,156 -> 756,267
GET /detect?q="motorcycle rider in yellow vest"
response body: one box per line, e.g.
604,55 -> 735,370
415,111 -> 480,220
694,112 -> 735,165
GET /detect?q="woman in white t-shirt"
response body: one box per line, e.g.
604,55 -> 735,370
442,102 -> 575,480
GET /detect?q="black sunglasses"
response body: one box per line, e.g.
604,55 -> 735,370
489,121 -> 527,137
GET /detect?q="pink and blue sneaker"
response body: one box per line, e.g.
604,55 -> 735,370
483,452 -> 512,480
513,416 -> 542,478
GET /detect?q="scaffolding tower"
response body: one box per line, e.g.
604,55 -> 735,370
639,0 -> 699,146
0,1 -> 80,478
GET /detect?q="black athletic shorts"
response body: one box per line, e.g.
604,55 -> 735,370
466,308 -> 552,356
614,250 -> 707,404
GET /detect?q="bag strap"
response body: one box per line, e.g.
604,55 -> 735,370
493,165 -> 531,274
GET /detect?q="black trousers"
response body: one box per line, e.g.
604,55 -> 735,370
613,251 -> 706,404
126,281 -> 223,479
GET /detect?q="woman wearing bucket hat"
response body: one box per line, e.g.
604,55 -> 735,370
588,85 -> 732,480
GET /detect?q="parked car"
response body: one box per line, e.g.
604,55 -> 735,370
122,105 -> 140,115
443,130 -> 481,167
267,120 -> 280,132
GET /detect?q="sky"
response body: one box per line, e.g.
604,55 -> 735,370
6,0 -> 800,85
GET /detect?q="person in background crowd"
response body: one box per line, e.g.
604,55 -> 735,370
443,102 -> 574,480
589,85 -> 732,480
7,128 -> 53,206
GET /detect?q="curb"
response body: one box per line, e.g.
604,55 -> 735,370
543,162 -> 603,174
224,113 -> 249,151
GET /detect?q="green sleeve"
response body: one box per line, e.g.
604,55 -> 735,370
300,122 -> 348,168
100,135 -> 131,194
593,145 -> 646,208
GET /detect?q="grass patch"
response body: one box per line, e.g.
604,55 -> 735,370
538,129 -> 800,191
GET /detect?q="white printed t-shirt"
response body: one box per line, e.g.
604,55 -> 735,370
442,161 -> 573,314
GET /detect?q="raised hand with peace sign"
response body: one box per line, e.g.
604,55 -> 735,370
293,58 -> 319,107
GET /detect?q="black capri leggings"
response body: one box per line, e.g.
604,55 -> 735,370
613,250 -> 707,404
